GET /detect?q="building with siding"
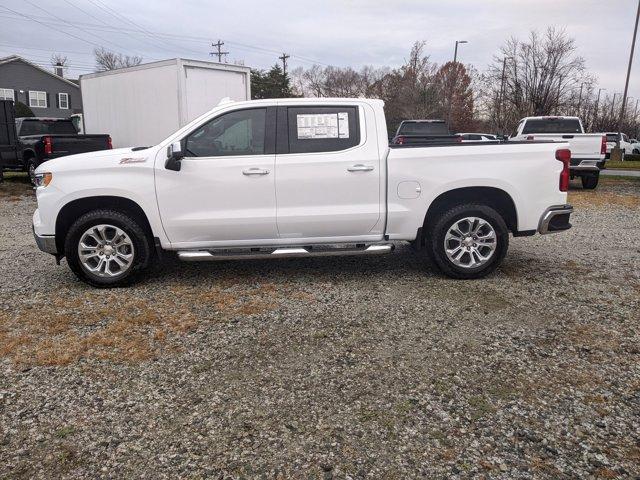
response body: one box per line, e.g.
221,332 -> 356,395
0,55 -> 82,118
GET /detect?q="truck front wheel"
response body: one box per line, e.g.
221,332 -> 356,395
64,209 -> 151,287
425,204 -> 509,279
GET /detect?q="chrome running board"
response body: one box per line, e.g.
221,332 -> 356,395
177,244 -> 393,262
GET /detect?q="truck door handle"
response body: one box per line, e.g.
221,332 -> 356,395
242,167 -> 270,176
347,164 -> 374,172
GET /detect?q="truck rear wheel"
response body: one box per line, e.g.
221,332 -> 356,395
581,173 -> 599,190
64,209 -> 151,288
425,204 -> 509,279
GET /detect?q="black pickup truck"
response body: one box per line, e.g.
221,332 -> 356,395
0,100 -> 112,183
391,119 -> 461,145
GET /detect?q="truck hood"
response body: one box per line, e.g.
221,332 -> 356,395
35,147 -> 155,174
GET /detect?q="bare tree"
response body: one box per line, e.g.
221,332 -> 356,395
94,47 -> 142,72
481,27 -> 589,133
50,53 -> 68,77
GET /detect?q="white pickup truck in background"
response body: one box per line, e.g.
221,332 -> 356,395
603,132 -> 633,158
510,116 -> 606,189
32,98 -> 573,287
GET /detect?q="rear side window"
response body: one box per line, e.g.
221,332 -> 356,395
522,118 -> 582,134
286,106 -> 360,154
606,133 -> 619,142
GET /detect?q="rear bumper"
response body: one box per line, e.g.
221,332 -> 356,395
538,205 -> 573,234
570,159 -> 605,172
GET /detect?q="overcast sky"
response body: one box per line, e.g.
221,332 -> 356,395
1,0 -> 639,103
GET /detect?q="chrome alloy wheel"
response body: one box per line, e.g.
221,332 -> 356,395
444,217 -> 497,269
77,224 -> 135,277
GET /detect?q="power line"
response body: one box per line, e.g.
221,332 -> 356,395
0,11 -> 329,67
85,0 -> 203,55
0,5 -> 106,49
22,0 -> 132,53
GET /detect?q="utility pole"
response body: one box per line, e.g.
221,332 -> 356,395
593,87 -> 605,130
617,0 -> 640,150
210,40 -> 228,63
278,53 -> 290,75
498,56 -> 512,134
555,75 -> 563,115
447,40 -> 467,129
577,82 -> 586,116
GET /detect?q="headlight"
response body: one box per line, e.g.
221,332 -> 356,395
33,172 -> 53,188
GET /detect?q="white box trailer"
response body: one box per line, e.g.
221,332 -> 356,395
80,58 -> 251,148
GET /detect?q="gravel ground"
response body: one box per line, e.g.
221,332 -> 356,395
1,175 -> 639,479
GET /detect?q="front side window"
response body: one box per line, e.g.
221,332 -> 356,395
29,91 -> 47,108
184,108 -> 266,157
58,93 -> 69,109
0,88 -> 14,101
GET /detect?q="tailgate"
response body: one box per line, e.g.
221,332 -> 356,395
50,135 -> 110,157
526,134 -> 603,159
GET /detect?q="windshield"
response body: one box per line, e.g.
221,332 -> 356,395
522,118 -> 582,134
18,119 -> 77,136
398,121 -> 449,136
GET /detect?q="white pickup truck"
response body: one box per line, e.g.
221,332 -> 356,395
510,116 -> 606,189
32,98 -> 573,287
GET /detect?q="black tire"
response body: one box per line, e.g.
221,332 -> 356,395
26,158 -> 37,185
581,173 -> 599,190
423,204 -> 509,279
64,209 -> 151,288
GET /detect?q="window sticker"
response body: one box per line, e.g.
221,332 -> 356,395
297,113 -> 350,139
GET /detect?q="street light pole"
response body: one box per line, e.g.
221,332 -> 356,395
610,93 -> 619,118
453,40 -> 467,63
447,40 -> 468,129
616,0 -> 640,149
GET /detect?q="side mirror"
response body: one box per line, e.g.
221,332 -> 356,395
165,142 -> 184,171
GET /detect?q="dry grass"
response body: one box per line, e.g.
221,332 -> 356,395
568,189 -> 640,209
0,176 -> 32,202
0,280 -> 316,367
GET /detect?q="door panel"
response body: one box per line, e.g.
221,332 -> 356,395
275,105 -> 382,239
156,154 -> 277,244
155,107 -> 278,246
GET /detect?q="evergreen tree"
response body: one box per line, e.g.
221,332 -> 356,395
251,64 -> 294,99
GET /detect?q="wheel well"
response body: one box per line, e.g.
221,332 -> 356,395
420,187 -> 518,243
55,196 -> 154,254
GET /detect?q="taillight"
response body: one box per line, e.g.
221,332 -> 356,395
600,135 -> 606,155
395,136 -> 405,145
43,136 -> 53,155
107,136 -> 113,149
556,148 -> 571,192
456,136 -> 462,142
